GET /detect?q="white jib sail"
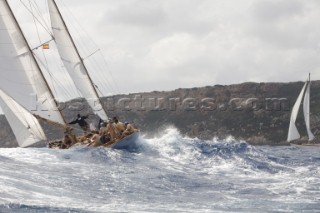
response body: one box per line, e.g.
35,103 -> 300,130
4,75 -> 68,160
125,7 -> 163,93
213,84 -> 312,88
48,0 -> 108,120
303,81 -> 315,141
287,81 -> 308,142
0,89 -> 47,147
0,0 -> 65,124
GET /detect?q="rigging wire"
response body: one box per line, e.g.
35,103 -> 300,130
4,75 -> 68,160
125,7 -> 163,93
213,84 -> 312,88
83,55 -> 116,95
24,0 -> 82,101
19,0 -> 53,37
21,0 -> 119,103
58,0 -> 121,95
97,51 -> 121,94
34,53 -> 79,100
29,0 -> 52,32
28,0 -> 59,98
2,1 -> 86,141
57,7 -> 113,95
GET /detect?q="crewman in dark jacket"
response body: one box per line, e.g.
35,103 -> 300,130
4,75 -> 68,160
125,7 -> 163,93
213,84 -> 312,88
69,114 -> 89,134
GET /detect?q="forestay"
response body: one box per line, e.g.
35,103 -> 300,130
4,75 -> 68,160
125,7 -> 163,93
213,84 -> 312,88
48,0 -> 108,120
0,89 -> 46,147
0,0 -> 65,124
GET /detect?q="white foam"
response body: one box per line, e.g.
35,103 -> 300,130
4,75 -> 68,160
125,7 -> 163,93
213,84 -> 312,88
0,128 -> 319,212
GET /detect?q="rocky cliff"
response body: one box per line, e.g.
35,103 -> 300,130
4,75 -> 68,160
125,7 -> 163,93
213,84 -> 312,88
1,81 -> 320,147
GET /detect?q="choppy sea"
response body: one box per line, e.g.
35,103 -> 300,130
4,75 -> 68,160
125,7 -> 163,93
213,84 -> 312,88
0,128 -> 319,213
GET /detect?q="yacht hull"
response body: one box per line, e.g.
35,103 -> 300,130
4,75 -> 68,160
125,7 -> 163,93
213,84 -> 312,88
107,132 -> 140,149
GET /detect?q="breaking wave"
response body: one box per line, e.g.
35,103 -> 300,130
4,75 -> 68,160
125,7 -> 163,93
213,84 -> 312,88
0,127 -> 319,212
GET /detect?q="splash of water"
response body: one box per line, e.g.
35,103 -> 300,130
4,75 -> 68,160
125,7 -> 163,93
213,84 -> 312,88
0,127 -> 319,212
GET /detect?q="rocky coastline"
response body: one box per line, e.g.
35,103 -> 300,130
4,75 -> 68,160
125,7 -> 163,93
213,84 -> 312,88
1,80 -> 320,147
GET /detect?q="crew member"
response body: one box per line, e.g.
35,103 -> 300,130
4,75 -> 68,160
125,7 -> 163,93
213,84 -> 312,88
122,121 -> 138,137
106,119 -> 120,141
69,114 -> 89,134
113,116 -> 126,135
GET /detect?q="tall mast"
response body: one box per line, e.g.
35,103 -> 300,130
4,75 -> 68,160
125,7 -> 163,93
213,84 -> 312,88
4,0 -> 68,125
50,0 -> 108,119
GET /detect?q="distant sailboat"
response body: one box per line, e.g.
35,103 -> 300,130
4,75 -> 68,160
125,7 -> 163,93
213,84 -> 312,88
287,74 -> 315,142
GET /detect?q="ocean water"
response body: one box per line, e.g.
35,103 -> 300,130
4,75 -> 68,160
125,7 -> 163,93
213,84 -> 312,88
0,128 -> 319,213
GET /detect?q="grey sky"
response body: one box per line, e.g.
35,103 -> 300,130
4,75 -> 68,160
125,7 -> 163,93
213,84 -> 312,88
10,0 -> 320,99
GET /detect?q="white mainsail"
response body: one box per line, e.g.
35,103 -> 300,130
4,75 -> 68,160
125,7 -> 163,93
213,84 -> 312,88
0,89 -> 46,148
48,0 -> 108,120
0,0 -> 65,125
287,81 -> 307,142
303,81 -> 315,141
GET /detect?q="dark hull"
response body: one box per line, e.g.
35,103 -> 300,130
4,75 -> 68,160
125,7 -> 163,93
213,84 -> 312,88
107,132 -> 139,149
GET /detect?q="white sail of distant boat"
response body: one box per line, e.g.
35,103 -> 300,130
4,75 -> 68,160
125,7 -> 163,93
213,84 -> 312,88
0,90 -> 46,147
303,79 -> 315,141
0,0 -> 68,147
48,0 -> 108,121
287,75 -> 315,142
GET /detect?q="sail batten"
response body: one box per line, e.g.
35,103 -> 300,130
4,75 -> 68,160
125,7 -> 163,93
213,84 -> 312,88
0,0 -> 65,125
48,0 -> 108,120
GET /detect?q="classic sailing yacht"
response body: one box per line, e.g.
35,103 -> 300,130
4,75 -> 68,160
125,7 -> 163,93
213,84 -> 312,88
0,0 -> 139,148
287,74 -> 316,143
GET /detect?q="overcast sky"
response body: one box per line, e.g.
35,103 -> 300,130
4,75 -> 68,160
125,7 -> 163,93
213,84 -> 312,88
10,0 -> 320,99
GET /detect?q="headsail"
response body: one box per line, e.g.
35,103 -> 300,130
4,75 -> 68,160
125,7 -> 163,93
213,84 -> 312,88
0,0 -> 65,125
303,81 -> 315,141
48,0 -> 108,120
0,89 -> 46,148
287,81 -> 307,142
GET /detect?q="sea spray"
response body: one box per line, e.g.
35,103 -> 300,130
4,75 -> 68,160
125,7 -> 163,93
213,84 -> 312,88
0,127 -> 319,212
